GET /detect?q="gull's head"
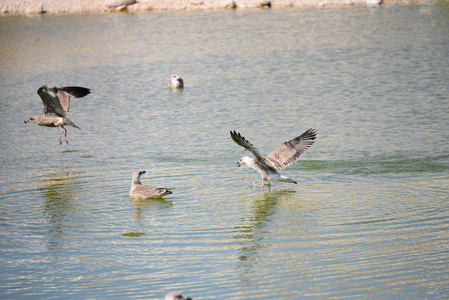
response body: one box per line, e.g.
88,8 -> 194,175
132,170 -> 146,181
237,156 -> 251,167
165,291 -> 192,300
169,74 -> 184,89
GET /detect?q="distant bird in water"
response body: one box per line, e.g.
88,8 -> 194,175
165,291 -> 192,300
168,74 -> 184,89
230,128 -> 316,187
24,85 -> 91,145
129,170 -> 174,199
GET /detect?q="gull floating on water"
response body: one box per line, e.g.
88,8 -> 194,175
230,128 -> 316,187
24,85 -> 91,145
168,74 -> 184,89
129,170 -> 174,199
165,292 -> 192,300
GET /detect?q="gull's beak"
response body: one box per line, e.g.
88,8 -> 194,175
24,120 -> 29,123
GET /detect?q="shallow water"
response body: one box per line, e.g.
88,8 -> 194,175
1,3 -> 449,299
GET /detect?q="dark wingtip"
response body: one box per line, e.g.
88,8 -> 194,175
304,128 -> 317,140
60,86 -> 91,98
231,130 -> 244,146
230,130 -> 237,141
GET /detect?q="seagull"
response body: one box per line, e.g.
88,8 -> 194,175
230,128 -> 316,187
168,74 -> 184,89
165,292 -> 192,300
24,85 -> 91,145
129,170 -> 174,199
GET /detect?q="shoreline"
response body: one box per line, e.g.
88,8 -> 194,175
0,0 -> 413,15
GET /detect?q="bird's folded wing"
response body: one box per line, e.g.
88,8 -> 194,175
133,186 -> 159,198
265,128 -> 316,170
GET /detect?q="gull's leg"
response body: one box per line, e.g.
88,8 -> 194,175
64,127 -> 69,144
258,178 -> 270,188
58,126 -> 63,144
262,179 -> 272,190
266,180 -> 272,190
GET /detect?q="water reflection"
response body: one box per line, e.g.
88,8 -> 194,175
130,198 -> 172,229
169,87 -> 184,94
235,189 -> 296,264
130,197 -> 172,218
37,166 -> 81,251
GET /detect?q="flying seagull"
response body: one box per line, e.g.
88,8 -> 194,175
165,292 -> 192,300
168,74 -> 184,89
129,170 -> 174,199
24,85 -> 91,145
230,128 -> 316,186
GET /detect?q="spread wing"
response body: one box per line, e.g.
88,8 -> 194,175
37,86 -> 66,117
230,130 -> 266,163
57,86 -> 91,116
265,128 -> 317,170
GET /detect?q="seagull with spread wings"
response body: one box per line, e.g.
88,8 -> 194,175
230,128 -> 316,187
24,85 -> 91,145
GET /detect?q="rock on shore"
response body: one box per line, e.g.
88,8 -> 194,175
1,0 -> 390,14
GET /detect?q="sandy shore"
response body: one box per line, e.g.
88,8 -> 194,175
1,0 -> 397,14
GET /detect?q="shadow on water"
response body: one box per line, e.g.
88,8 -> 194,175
37,166 -> 82,251
234,189 -> 296,266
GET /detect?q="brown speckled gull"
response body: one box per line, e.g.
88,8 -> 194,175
230,128 -> 316,187
24,85 -> 91,145
129,170 -> 174,199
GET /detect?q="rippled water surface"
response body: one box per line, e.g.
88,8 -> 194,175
1,3 -> 449,299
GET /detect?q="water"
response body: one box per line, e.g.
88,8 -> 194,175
1,3 -> 449,299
